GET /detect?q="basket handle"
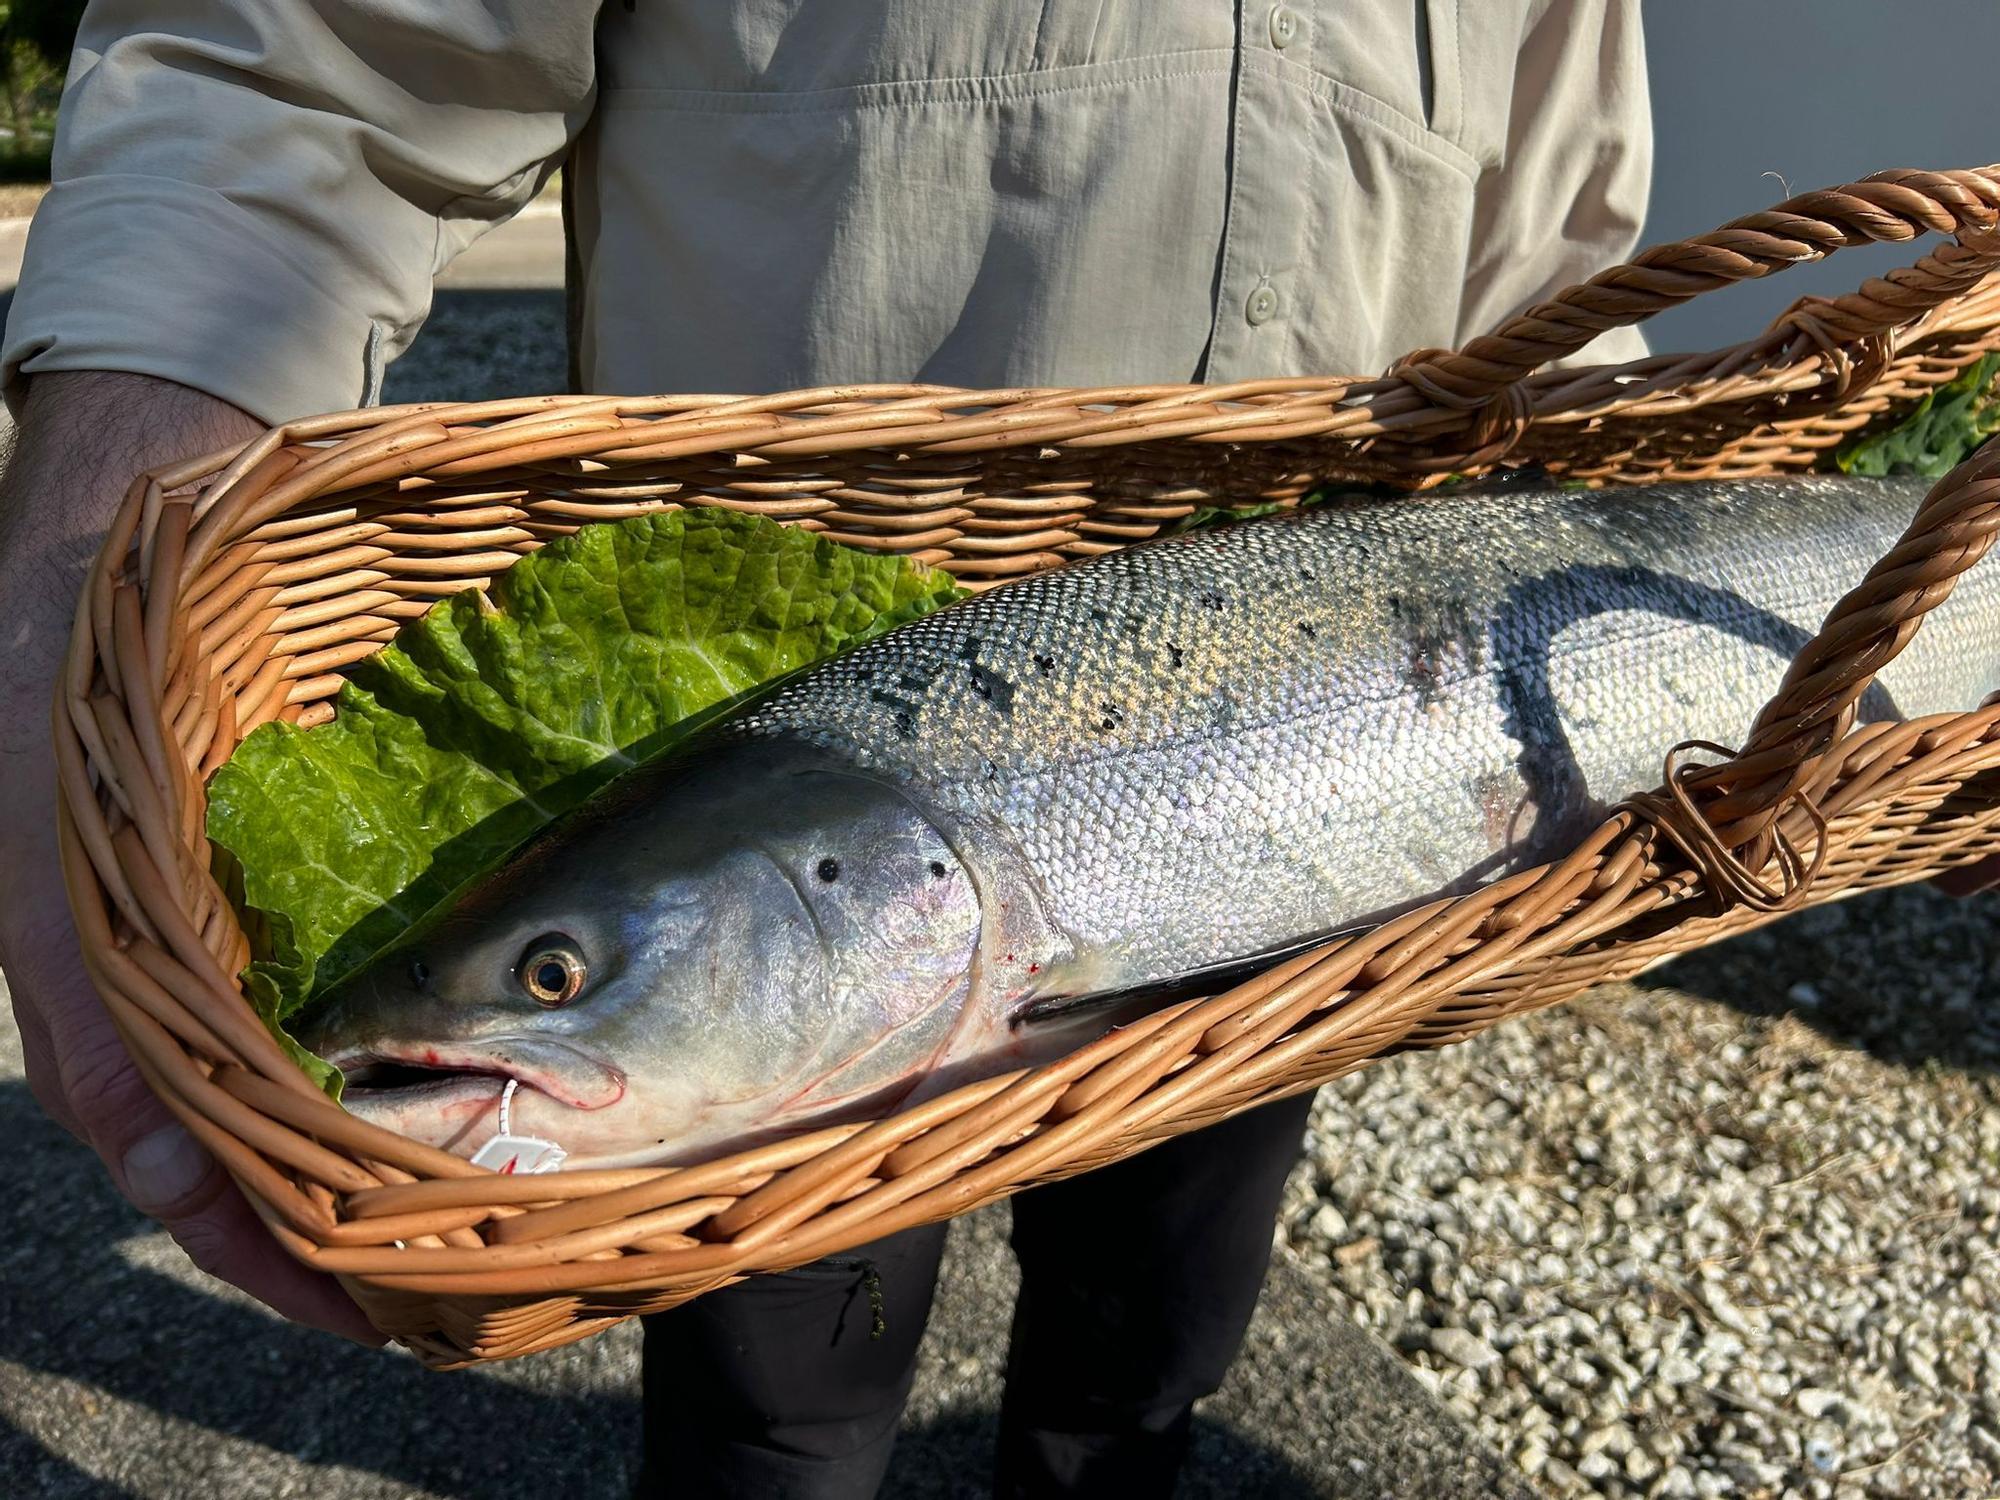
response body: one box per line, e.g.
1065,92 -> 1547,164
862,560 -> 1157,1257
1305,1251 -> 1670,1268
1630,437 -> 2000,895
1392,168 -> 2000,412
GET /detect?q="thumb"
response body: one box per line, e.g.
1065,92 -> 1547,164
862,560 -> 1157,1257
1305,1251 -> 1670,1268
6,905 -> 382,1343
117,1119 -> 219,1215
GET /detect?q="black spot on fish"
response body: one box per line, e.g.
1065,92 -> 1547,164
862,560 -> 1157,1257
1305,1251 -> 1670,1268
1166,643 -> 1184,669
870,688 -> 920,738
1199,591 -> 1226,611
929,860 -> 948,879
969,665 -> 1017,712
896,672 -> 932,694
983,759 -> 1001,781
1089,607 -> 1110,623
1405,647 -> 1444,708
1389,592 -> 1478,711
958,637 -> 1018,713
1296,621 -> 1317,638
869,686 -> 922,737
1033,654 -> 1055,675
854,667 -> 874,683
817,857 -> 841,883
1099,702 -> 1125,732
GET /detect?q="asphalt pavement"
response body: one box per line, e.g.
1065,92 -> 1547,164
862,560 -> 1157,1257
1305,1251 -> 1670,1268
0,979 -> 1522,1500
0,203 -> 1521,1499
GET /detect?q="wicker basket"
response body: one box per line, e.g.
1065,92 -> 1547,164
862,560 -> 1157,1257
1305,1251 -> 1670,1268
54,166 -> 2000,1367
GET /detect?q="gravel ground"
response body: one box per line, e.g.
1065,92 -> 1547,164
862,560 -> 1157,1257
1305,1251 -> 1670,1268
1280,882 -> 2000,1499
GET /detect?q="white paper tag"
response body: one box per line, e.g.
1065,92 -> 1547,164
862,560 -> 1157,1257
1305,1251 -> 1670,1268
470,1134 -> 568,1174
469,1078 -> 567,1173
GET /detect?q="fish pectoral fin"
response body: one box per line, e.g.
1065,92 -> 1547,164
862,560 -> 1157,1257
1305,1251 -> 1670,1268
1008,930 -> 1355,1030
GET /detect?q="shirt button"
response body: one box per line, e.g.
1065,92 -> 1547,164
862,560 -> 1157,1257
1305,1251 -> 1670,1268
1268,4 -> 1300,49
1245,283 -> 1280,326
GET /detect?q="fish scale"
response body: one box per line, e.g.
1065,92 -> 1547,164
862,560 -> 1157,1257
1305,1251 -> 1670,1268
310,473 -> 2000,1166
727,473 -> 2000,993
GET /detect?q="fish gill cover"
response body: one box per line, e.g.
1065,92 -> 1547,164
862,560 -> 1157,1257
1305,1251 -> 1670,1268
204,509 -> 967,1092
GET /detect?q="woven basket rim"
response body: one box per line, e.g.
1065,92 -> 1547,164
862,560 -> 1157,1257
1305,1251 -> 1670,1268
53,161 -> 2000,1366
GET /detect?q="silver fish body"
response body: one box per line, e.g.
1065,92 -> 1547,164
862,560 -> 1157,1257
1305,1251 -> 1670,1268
303,475 -> 2000,1166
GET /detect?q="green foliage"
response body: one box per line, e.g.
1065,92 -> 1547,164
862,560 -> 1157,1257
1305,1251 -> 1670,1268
1836,353 -> 2000,479
205,509 -> 966,1085
1167,500 -> 1294,534
2,1 -> 84,72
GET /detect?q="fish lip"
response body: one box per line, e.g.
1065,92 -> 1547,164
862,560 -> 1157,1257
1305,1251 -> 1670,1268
327,1035 -> 626,1112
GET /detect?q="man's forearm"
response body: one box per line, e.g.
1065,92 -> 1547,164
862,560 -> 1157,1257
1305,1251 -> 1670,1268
0,372 -> 262,736
0,371 -> 376,1339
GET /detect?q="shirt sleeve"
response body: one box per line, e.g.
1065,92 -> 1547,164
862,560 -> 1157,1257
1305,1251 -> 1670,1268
2,2 -> 602,423
1455,0 -> 1654,369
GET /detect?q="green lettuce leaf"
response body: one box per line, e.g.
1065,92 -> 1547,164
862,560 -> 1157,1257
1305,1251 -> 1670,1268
205,509 -> 967,1088
1836,352 -> 2000,479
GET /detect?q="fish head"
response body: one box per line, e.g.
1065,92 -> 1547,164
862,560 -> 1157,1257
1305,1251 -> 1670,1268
298,742 -> 985,1167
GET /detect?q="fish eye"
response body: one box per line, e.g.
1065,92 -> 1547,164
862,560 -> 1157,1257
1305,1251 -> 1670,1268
517,934 -> 587,1007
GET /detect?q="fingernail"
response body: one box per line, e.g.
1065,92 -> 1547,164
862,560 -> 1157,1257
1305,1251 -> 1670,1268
120,1125 -> 212,1211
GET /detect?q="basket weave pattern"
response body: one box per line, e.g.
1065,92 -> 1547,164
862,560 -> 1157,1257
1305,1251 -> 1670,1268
52,166 -> 2000,1365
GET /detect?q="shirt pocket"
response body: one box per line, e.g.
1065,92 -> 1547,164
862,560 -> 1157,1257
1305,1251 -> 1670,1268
1205,50 -> 1484,382
578,51 -> 1243,394
598,1 -> 1215,93
1421,0 -> 1537,169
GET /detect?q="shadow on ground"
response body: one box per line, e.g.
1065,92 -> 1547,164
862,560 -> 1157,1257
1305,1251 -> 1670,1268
0,1066 -> 1515,1499
1635,882 -> 2000,1076
0,1075 -> 643,1498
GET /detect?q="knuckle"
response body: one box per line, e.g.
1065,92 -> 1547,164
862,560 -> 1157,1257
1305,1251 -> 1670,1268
10,1012 -> 87,1141
22,1064 -> 84,1139
0,895 -> 77,954
0,909 -> 86,1007
170,1218 -> 231,1280
53,1024 -> 157,1140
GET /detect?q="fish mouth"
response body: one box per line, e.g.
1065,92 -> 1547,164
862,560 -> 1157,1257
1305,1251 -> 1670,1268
328,1036 -> 626,1112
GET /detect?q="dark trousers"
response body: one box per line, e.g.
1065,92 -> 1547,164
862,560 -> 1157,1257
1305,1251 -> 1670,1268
634,1089 -> 1316,1499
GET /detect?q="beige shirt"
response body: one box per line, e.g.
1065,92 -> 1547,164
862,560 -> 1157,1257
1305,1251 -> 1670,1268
3,1 -> 1650,424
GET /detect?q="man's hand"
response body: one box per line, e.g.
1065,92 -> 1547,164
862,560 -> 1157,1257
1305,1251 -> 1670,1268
0,371 -> 380,1342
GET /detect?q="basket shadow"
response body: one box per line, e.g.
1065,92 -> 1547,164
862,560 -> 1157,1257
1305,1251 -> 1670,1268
0,1409 -> 143,1500
0,1080 -> 645,1500
0,1071 -> 1390,1500
1630,882 -> 2000,1076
